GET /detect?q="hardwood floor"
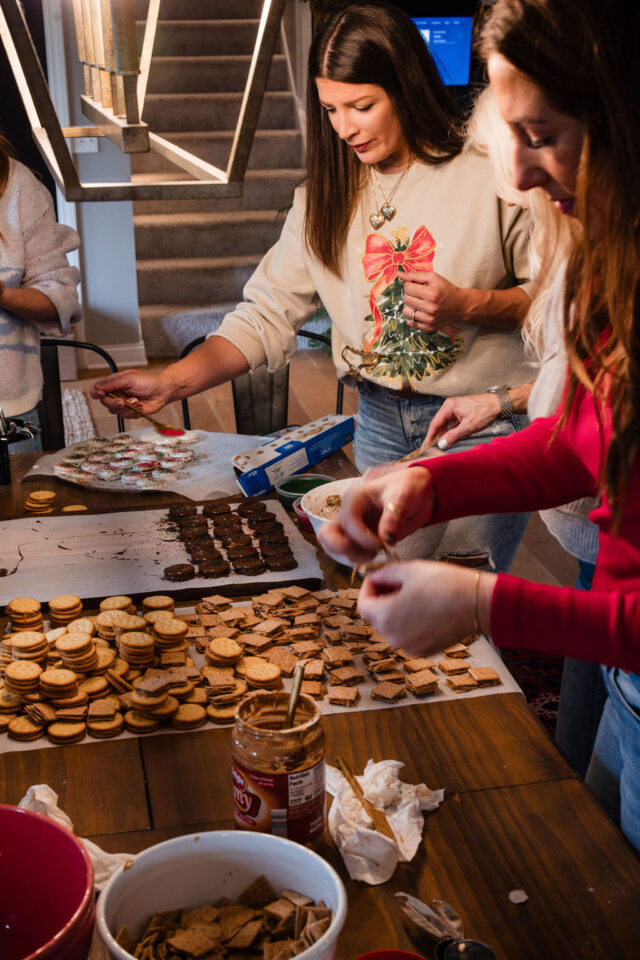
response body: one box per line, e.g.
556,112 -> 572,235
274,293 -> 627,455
68,349 -> 577,588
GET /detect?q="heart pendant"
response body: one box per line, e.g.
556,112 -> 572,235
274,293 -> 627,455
381,204 -> 396,221
369,212 -> 385,230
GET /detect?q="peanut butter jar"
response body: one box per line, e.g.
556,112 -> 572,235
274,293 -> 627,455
231,691 -> 326,846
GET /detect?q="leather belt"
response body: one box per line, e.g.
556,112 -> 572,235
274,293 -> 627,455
358,379 -> 423,401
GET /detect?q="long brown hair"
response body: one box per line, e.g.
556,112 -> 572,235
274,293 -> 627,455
480,0 -> 640,527
305,0 -> 464,274
0,134 -> 14,199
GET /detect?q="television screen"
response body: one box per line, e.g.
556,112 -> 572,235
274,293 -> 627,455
411,16 -> 474,86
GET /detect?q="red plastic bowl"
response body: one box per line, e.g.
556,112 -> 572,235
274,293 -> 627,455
355,953 -> 427,960
293,496 -> 314,533
0,804 -> 95,960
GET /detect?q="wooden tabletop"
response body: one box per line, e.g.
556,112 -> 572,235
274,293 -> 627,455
2,450 -> 640,959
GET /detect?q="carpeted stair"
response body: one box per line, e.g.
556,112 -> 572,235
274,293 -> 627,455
133,0 -> 304,358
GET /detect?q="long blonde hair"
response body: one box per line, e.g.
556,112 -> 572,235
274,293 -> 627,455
464,86 -> 578,358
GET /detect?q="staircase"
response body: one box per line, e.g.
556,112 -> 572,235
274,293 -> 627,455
132,0 -> 305,358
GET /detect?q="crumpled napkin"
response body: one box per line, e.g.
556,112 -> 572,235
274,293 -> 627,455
18,783 -> 133,890
325,759 -> 444,884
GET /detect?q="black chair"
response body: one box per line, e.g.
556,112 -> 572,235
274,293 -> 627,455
39,337 -> 125,450
178,330 -> 344,434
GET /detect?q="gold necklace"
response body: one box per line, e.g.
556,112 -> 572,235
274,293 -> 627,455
369,161 -> 413,230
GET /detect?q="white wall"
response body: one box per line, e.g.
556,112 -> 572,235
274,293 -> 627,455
43,0 -> 146,370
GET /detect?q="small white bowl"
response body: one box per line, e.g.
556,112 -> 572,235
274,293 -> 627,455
302,477 -> 446,567
97,830 -> 347,960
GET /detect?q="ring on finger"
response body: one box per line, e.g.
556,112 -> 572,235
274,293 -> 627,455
384,501 -> 402,516
408,308 -> 416,323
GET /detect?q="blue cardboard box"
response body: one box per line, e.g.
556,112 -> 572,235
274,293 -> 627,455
230,414 -> 355,497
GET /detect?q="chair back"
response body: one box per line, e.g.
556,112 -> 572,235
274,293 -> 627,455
39,338 -> 124,450
179,330 -> 343,433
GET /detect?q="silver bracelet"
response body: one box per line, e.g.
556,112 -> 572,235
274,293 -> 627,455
486,385 -> 514,421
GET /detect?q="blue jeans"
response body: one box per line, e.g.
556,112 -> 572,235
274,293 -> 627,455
586,668 -> 640,853
555,560 -> 607,778
354,380 -> 530,572
9,407 -> 42,453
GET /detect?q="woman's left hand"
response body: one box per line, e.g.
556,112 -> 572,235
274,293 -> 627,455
358,561 -> 495,655
400,270 -> 470,331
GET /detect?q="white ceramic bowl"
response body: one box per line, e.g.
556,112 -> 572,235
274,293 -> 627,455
302,477 -> 446,567
97,830 -> 347,960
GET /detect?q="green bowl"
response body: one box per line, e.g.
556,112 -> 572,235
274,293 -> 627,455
274,473 -> 334,510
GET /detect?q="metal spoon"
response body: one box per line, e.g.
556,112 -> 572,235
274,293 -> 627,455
106,392 -> 185,437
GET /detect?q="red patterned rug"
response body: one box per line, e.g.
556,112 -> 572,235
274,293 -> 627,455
501,648 -> 564,737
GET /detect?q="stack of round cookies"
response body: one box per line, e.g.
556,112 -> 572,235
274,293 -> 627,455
47,594 -> 83,629
5,598 -> 43,633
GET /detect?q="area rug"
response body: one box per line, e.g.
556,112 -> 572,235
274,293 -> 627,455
501,648 -> 564,737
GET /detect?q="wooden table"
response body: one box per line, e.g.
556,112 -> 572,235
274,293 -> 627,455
2,452 -> 640,959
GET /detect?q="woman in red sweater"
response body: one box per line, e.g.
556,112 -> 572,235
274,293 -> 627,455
319,0 -> 640,850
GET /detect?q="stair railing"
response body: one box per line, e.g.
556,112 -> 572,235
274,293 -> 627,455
0,0 -> 287,202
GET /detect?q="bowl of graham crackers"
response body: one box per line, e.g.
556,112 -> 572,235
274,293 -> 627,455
97,829 -> 347,960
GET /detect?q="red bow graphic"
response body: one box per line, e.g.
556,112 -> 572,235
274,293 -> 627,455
361,225 -> 436,349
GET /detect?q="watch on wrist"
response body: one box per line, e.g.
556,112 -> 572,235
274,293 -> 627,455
486,384 -> 514,420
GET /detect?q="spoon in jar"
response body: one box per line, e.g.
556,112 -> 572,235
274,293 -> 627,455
106,392 -> 185,437
285,664 -> 305,727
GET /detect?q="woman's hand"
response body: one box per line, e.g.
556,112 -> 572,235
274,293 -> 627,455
358,561 -> 495,655
400,270 -> 470,332
90,369 -> 175,417
424,394 -> 502,449
317,466 -> 435,564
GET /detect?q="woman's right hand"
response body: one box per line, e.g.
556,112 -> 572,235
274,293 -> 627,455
90,369 -> 174,417
424,393 -> 502,449
317,465 -> 435,563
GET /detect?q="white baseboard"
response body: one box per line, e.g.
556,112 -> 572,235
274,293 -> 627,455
79,340 -> 148,370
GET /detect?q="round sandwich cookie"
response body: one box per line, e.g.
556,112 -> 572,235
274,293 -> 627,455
265,555 -> 298,572
46,721 -> 87,745
202,501 -> 232,517
4,659 -> 43,691
232,557 -> 267,577
8,716 -> 45,741
61,504 -> 88,512
66,617 -> 95,636
79,675 -> 110,699
251,520 -> 284,536
143,609 -> 174,626
219,532 -> 252,547
236,500 -> 267,516
100,595 -> 135,613
207,636 -> 243,665
167,503 -> 197,519
154,618 -> 188,640
227,544 -> 259,559
50,690 -> 89,708
190,548 -> 223,566
198,559 -> 230,579
25,490 -> 56,504
141,595 -> 175,612
183,687 -> 208,706
206,703 -> 239,724
256,532 -> 290,546
245,660 -> 282,690
39,667 -> 79,697
164,563 -> 195,582
170,702 -> 207,730
259,541 -> 294,557
86,712 -> 124,738
0,689 -> 23,713
145,695 -> 180,719
235,656 -> 267,678
124,709 -> 162,733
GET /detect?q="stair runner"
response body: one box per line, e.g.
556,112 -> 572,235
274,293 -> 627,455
133,0 -> 305,357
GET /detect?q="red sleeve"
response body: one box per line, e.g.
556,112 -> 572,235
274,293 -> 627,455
491,574 -> 640,673
410,413 -> 596,524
